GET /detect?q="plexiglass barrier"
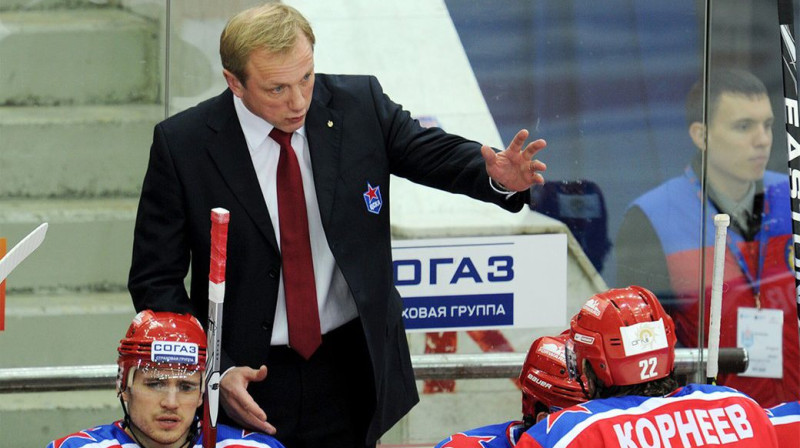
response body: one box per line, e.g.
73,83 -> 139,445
0,1 -> 797,447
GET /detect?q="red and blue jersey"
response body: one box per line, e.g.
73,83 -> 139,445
633,169 -> 800,407
766,401 -> 800,448
517,384 -> 777,448
435,420 -> 526,448
47,421 -> 285,448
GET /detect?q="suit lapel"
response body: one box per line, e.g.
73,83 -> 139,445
306,81 -> 343,229
206,90 -> 280,253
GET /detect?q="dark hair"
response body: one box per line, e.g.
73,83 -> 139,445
522,402 -> 551,430
685,68 -> 768,126
584,360 -> 679,399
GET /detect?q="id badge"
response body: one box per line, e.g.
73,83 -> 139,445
736,307 -> 783,378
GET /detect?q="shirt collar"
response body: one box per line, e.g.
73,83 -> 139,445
233,95 -> 306,150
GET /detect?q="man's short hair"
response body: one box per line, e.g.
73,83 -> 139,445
685,68 -> 768,126
220,2 -> 316,85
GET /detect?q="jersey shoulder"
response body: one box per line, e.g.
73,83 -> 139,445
212,423 -> 286,447
47,421 -> 130,448
435,420 -> 522,448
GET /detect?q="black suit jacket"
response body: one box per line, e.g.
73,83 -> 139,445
129,74 -> 528,442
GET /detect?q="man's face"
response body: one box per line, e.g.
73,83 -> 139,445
122,368 -> 203,448
224,33 -> 315,134
704,93 -> 773,196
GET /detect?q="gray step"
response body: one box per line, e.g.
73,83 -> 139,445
0,198 -> 137,292
0,9 -> 159,106
0,104 -> 162,198
0,291 -> 135,368
0,0 -> 121,12
0,390 -> 119,448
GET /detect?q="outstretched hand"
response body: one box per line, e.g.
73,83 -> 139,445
481,129 -> 547,192
219,365 -> 276,434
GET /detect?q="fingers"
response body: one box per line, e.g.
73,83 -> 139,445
522,138 -> 547,159
510,129 -> 530,152
530,159 -> 547,173
484,130 -> 547,190
219,366 -> 275,434
480,144 -> 497,166
220,390 -> 276,434
529,159 -> 546,185
250,365 -> 268,382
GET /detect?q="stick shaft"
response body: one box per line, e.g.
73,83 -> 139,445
777,0 -> 800,324
203,208 -> 229,447
707,214 -> 729,383
1,238 -> 5,331
0,223 -> 48,284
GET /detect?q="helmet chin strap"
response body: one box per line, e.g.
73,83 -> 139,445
576,360 -> 595,400
119,396 -> 151,448
575,374 -> 591,400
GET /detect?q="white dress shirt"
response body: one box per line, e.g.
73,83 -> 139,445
233,96 -> 358,346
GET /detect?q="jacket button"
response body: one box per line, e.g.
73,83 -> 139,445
261,322 -> 270,330
268,268 -> 279,279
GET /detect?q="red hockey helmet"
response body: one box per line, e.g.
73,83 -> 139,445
117,310 -> 207,394
567,286 -> 676,387
520,333 -> 586,416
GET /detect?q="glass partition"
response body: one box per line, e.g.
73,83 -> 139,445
0,1 -> 168,445
360,0 -> 796,444
1,0 -> 799,447
164,0 -> 264,116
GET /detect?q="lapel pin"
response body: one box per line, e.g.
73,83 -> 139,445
327,120 -> 333,128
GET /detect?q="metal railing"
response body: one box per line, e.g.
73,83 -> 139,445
0,348 -> 746,393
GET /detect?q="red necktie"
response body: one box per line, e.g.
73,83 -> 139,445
269,128 -> 321,359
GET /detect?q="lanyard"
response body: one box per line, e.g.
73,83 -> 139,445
725,224 -> 768,308
685,167 -> 767,308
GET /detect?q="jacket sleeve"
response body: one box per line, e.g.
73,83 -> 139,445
128,123 -> 193,315
367,75 -> 530,212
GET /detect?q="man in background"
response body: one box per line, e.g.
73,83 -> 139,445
615,68 -> 800,406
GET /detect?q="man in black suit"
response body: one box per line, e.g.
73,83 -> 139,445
128,3 -> 548,448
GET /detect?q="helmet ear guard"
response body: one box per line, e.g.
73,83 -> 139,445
569,286 -> 676,388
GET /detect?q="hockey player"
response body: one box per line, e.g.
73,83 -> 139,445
47,310 -> 285,448
766,401 -> 800,448
518,286 -> 779,448
434,333 -> 585,447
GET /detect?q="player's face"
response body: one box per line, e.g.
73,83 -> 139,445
123,369 -> 203,448
705,93 -> 773,198
225,32 -> 315,134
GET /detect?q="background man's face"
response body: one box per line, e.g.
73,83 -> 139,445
705,92 -> 773,196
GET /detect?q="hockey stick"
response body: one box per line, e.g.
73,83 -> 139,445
707,214 -> 729,385
0,223 -> 48,332
1,238 -> 5,332
777,0 -> 800,322
203,208 -> 229,448
0,223 -> 48,284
